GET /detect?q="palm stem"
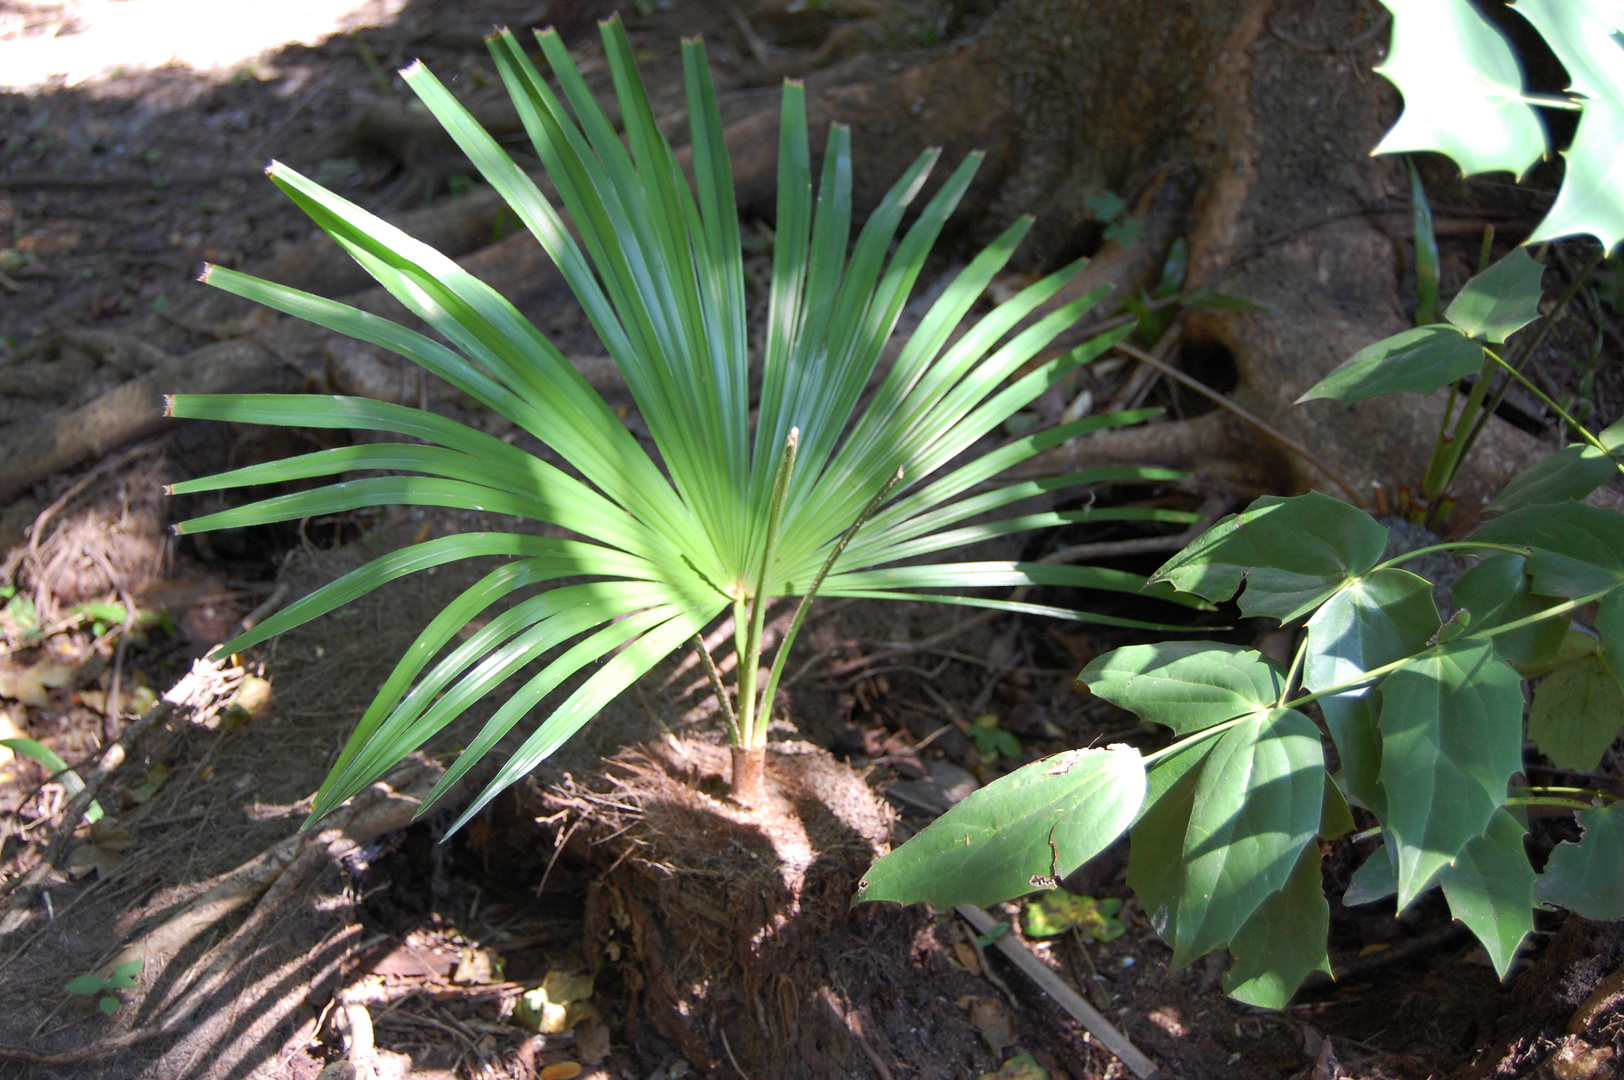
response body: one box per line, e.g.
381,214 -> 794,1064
737,429 -> 798,749
757,467 -> 904,731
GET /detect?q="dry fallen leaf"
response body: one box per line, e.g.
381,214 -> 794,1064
952,940 -> 982,975
539,1062 -> 583,1080
515,969 -> 595,1034
957,994 -> 1016,1054
0,662 -> 76,708
452,946 -> 503,985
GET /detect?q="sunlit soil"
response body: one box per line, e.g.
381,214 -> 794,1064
0,0 -> 406,90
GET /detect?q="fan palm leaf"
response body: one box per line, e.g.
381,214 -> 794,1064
169,16 -> 1202,829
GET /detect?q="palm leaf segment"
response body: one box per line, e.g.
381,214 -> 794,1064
167,17 -> 1196,833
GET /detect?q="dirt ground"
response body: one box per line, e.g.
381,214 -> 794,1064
3,1 -> 1624,1078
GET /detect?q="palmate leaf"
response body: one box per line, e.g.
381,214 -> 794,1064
1344,842 -> 1398,906
1439,807 -> 1535,978
1172,709 -> 1324,966
1476,502 -> 1624,598
1077,642 -> 1284,736
1442,246 -> 1546,343
174,15 -> 1186,829
1304,568 -> 1441,814
1222,845 -> 1331,1009
1537,799 -> 1624,920
855,746 -> 1146,909
1487,444 -> 1619,516
1373,0 -> 1624,249
1516,0 -> 1624,250
1148,492 -> 1388,621
1450,553 -> 1567,669
1377,640 -> 1525,907
1529,652 -> 1624,771
1372,0 -> 1547,177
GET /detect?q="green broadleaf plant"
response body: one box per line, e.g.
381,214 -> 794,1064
171,19 -> 1202,824
862,485 -> 1624,1006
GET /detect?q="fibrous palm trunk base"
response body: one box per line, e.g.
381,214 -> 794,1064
544,736 -> 907,1075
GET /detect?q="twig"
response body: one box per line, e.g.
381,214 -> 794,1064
958,910 -> 1019,1008
955,904 -> 1161,1080
719,1024 -> 754,1080
1112,339 -> 1367,505
237,582 -> 290,633
1036,531 -> 1200,565
819,988 -> 894,1080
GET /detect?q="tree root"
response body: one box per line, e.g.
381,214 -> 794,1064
0,761 -> 439,1065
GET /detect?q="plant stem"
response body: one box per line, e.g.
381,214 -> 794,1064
1456,246 -> 1607,475
1279,634 -> 1309,706
1272,587 -> 1612,711
693,633 -> 739,743
1421,349 -> 1493,502
1372,541 -> 1531,573
1142,714 -> 1250,767
736,429 -> 798,751
756,467 -> 904,738
1506,796 -> 1597,811
1482,348 -> 1624,469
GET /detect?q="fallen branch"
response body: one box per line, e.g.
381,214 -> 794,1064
955,903 -> 1161,1080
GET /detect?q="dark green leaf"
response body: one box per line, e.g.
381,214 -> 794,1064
1222,844 -> 1331,1009
1133,741 -> 1213,833
1377,640 -> 1525,906
1148,493 -> 1389,621
1487,444 -> 1618,516
1439,808 -> 1534,978
1476,502 -> 1624,599
855,746 -> 1145,909
1530,653 -> 1624,771
1296,325 -> 1482,405
1344,843 -> 1397,906
1128,747 -> 1206,943
1443,247 -> 1545,343
1322,773 -> 1356,841
1304,568 -> 1440,813
1173,709 -> 1324,965
98,995 -> 120,1015
1177,289 -> 1273,314
1594,588 -> 1624,685
1536,800 -> 1624,920
1450,554 -> 1567,669
1077,642 -> 1282,735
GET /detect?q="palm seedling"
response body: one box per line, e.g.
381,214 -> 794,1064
167,16 -> 1203,825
